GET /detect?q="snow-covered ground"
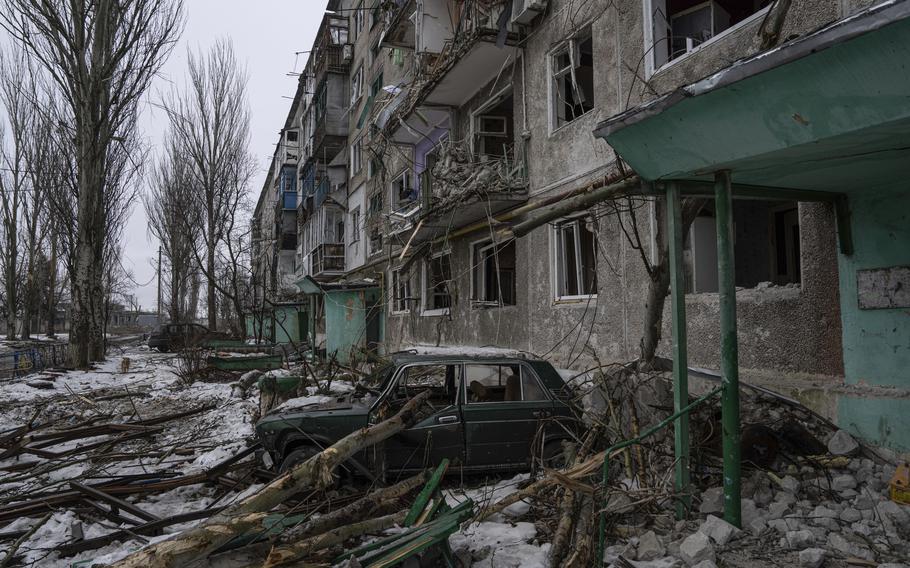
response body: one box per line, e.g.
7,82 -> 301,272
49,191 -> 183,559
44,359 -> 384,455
0,345 -> 552,567
0,346 -> 261,567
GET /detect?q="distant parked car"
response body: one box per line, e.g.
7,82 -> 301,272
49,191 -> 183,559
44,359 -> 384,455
147,323 -> 228,352
255,353 -> 581,475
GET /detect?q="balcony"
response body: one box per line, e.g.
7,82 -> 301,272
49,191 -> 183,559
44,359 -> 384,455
311,243 -> 345,277
314,43 -> 352,82
389,138 -> 528,241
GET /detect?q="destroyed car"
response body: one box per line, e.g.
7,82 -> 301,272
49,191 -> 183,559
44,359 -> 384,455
147,322 -> 226,352
255,354 -> 580,475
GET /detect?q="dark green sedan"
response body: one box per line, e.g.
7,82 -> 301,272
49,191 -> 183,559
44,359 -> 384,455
255,354 -> 580,476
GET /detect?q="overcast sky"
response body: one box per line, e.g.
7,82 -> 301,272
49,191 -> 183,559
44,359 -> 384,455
124,0 -> 327,310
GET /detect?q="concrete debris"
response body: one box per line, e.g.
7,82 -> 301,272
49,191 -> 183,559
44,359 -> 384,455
678,532 -> 715,566
637,530 -> 666,561
786,529 -> 816,549
779,475 -> 801,494
832,474 -> 858,491
827,430 -> 860,456
698,487 -> 724,514
691,561 -> 718,568
798,547 -> 826,568
698,515 -> 740,546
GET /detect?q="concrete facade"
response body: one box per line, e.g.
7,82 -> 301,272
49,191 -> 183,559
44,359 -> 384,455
250,0 -> 909,447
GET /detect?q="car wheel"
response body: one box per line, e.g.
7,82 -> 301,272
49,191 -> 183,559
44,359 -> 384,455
279,445 -> 321,474
541,441 -> 569,470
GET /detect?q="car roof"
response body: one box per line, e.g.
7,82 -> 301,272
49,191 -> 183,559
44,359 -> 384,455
385,352 -> 546,365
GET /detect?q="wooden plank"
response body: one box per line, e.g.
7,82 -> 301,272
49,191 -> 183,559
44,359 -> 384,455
56,508 -> 223,557
404,459 -> 449,527
70,482 -> 160,523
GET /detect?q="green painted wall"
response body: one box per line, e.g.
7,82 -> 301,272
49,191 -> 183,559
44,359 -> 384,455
837,187 -> 910,387
837,186 -> 910,450
273,306 -> 308,345
324,288 -> 382,364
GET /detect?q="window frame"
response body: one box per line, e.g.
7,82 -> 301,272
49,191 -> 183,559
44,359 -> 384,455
390,169 -> 418,214
390,266 -> 411,315
349,206 -> 361,245
462,363 -> 550,405
421,250 -> 452,317
351,64 -> 364,108
551,216 -> 598,302
470,237 -> 516,308
355,1 -> 366,38
350,137 -> 363,176
548,25 -> 595,133
642,0 -> 772,78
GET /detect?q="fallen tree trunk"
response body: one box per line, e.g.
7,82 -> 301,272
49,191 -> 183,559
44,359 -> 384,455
264,510 -> 408,568
279,470 -> 427,544
110,391 -> 432,568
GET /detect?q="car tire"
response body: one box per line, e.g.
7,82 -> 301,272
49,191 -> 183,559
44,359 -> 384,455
279,445 -> 321,474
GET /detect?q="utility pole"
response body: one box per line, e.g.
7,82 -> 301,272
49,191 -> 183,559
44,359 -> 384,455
156,246 -> 162,322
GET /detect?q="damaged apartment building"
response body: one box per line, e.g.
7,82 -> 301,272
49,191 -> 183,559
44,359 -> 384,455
251,0 -> 910,452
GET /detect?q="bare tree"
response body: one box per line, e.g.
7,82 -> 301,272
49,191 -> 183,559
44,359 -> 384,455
144,135 -> 198,324
162,38 -> 255,331
0,0 -> 184,366
0,49 -> 38,339
20,83 -> 65,339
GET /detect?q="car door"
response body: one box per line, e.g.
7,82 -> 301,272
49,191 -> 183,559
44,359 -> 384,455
461,362 -> 556,469
379,362 -> 465,473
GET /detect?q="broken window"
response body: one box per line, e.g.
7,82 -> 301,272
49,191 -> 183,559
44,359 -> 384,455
554,216 -> 598,299
648,0 -> 772,70
391,267 -> 411,313
396,364 -> 459,409
424,252 -> 452,313
370,35 -> 382,64
351,64 -> 364,106
391,170 -> 418,213
370,72 -> 383,97
285,130 -> 298,143
368,190 -> 383,215
464,364 -> 546,403
472,240 -> 516,307
369,225 -> 383,256
684,200 -> 801,293
349,207 -> 361,244
551,27 -> 594,129
351,137 -> 363,175
351,1 -> 364,40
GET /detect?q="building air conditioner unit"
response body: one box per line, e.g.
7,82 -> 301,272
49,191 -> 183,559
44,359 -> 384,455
511,0 -> 548,25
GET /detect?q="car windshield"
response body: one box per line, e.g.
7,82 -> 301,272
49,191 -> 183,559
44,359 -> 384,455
366,364 -> 394,392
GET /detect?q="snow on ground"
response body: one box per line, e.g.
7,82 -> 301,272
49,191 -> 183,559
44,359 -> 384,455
446,474 -> 550,567
1,344 -> 555,567
0,345 -> 261,567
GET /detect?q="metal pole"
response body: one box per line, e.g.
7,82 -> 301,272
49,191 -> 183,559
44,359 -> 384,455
667,182 -> 691,519
714,170 -> 742,528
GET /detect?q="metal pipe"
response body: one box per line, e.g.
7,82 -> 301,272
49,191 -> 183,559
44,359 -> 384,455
595,386 -> 723,565
715,170 -> 742,528
667,182 -> 691,519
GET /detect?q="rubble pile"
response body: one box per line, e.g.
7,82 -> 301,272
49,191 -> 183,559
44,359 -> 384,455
579,370 -> 910,568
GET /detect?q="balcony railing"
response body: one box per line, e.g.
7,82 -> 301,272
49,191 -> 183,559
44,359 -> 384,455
312,243 -> 345,275
314,43 -> 352,81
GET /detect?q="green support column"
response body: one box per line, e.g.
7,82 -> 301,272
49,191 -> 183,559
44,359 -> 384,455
666,182 -> 691,519
714,170 -> 742,528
